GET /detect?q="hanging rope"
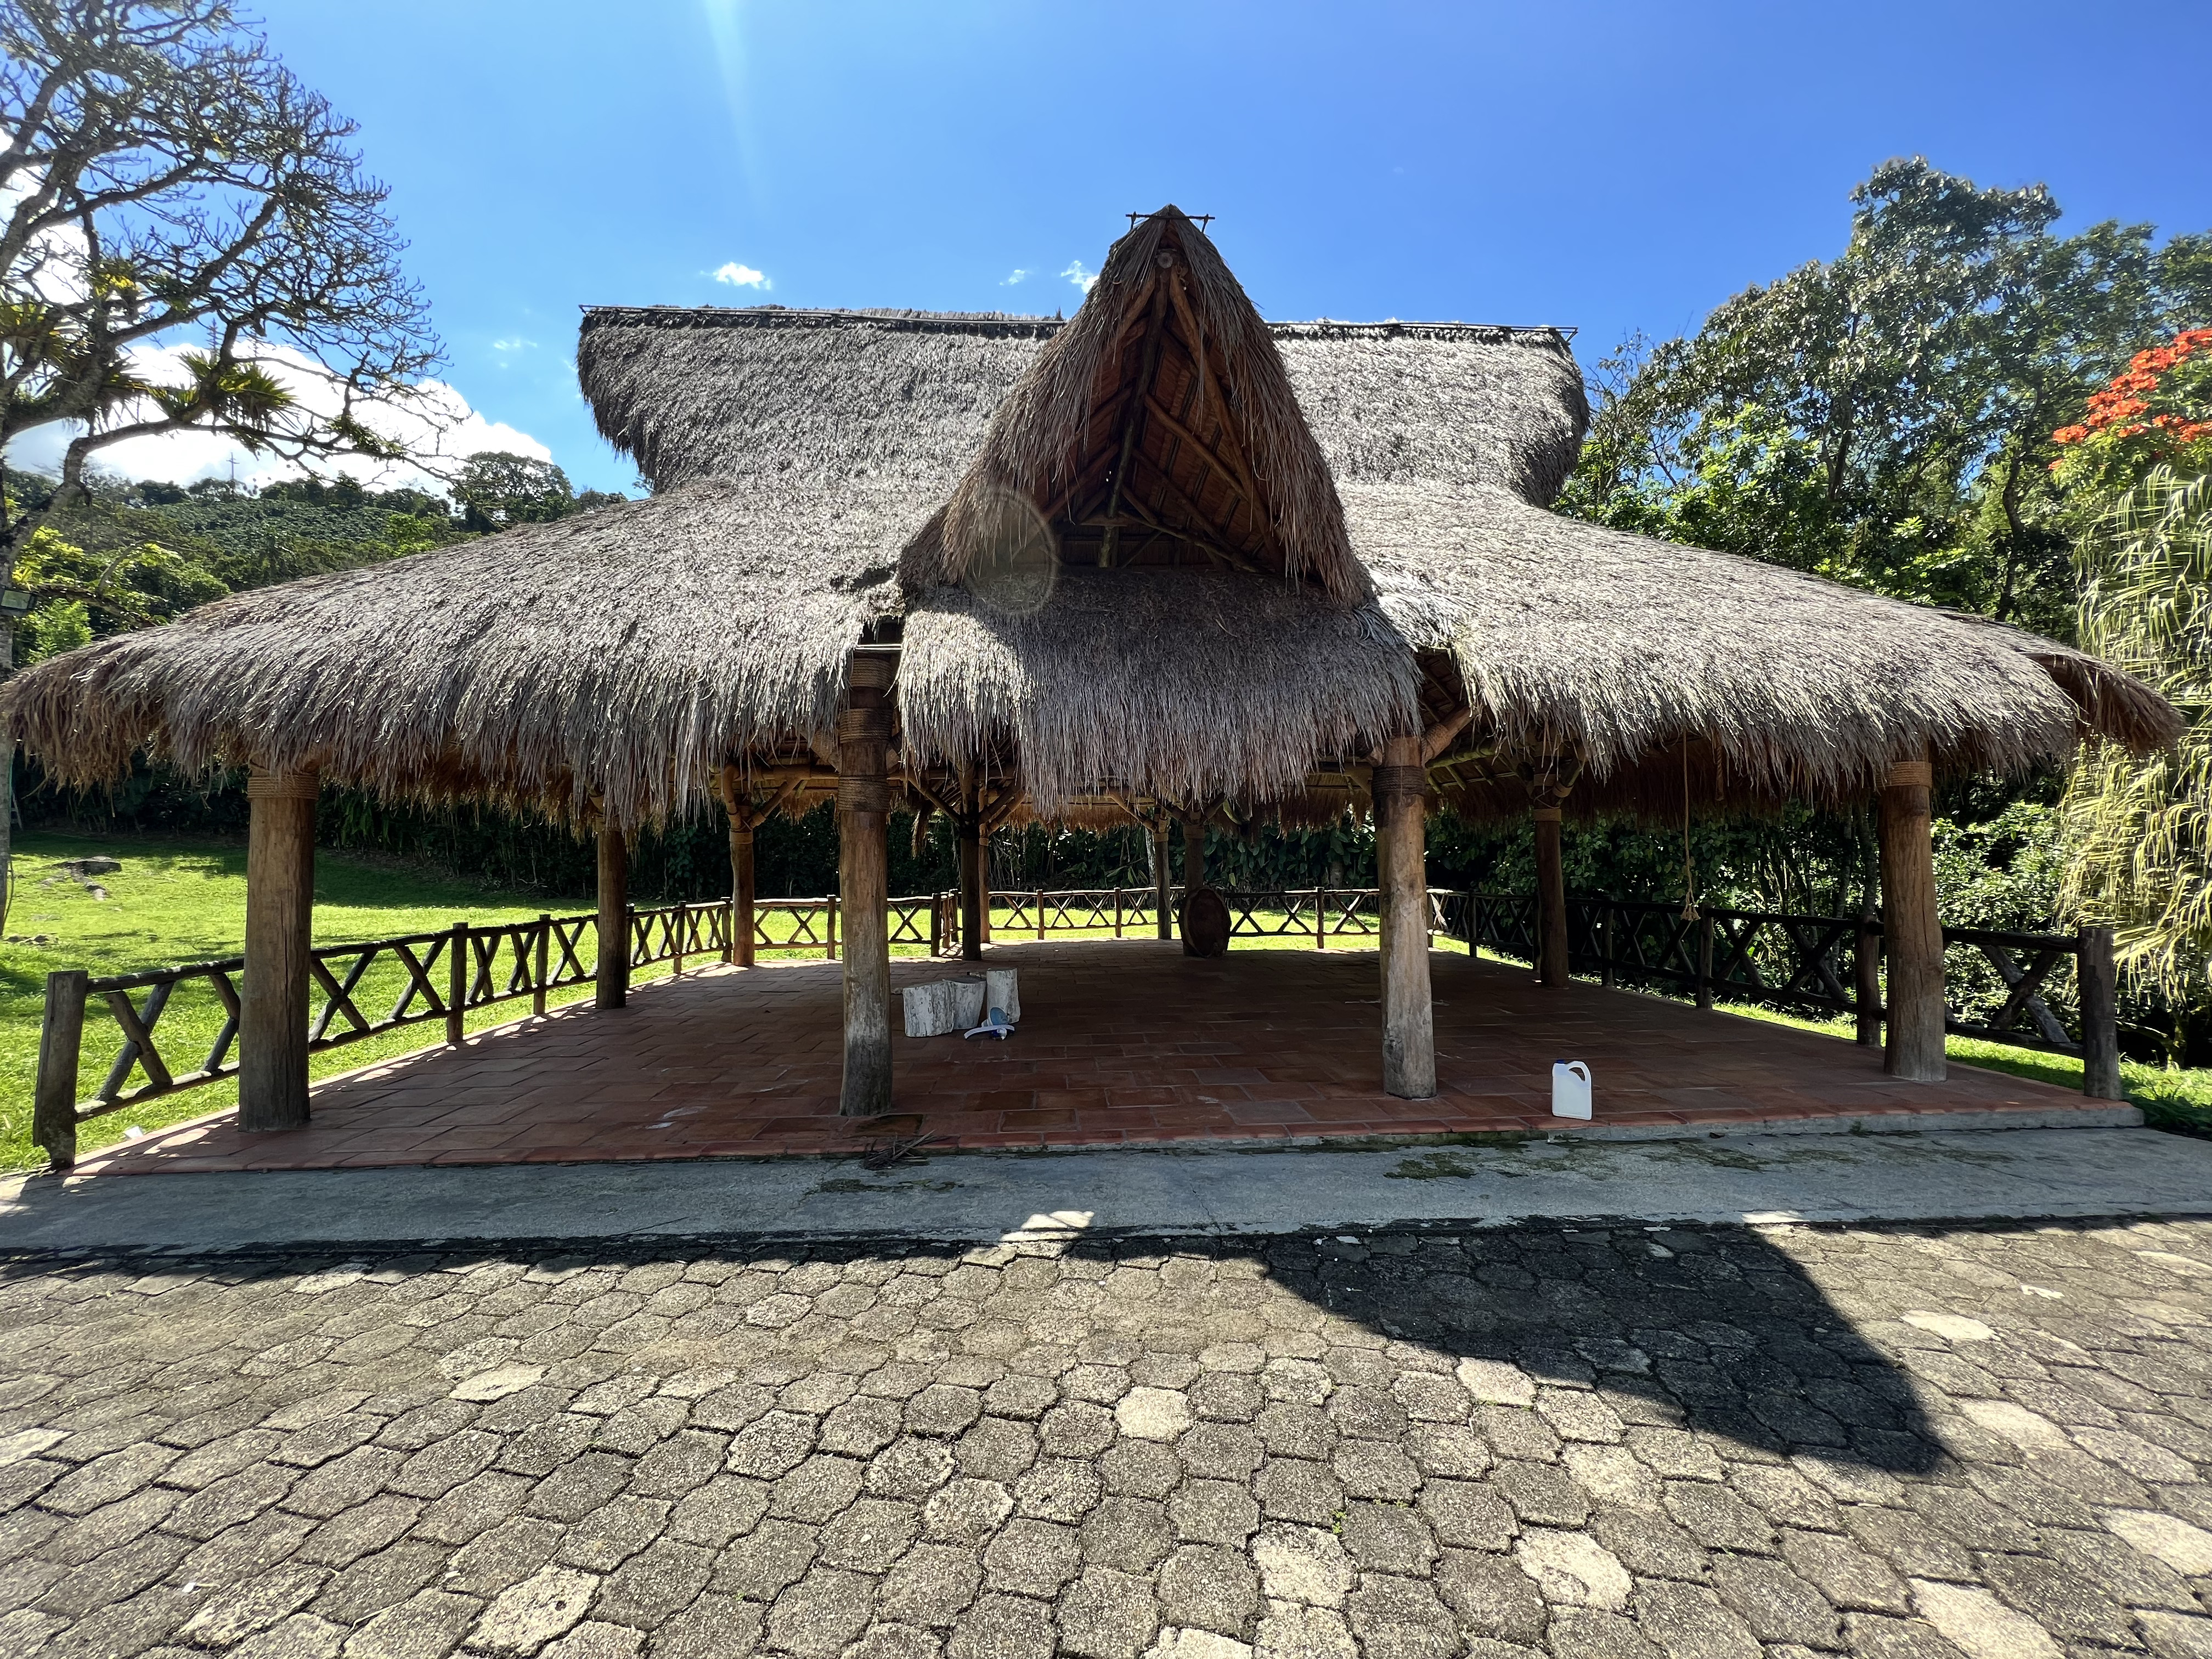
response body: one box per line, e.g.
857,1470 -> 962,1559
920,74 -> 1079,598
1680,743 -> 1700,922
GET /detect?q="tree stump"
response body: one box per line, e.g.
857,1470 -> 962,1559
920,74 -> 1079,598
1180,887 -> 1231,957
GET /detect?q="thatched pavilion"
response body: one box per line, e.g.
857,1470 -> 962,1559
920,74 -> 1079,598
5,209 -> 2179,1132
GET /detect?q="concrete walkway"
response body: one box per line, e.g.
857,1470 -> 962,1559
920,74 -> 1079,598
5,1126 -> 2209,1252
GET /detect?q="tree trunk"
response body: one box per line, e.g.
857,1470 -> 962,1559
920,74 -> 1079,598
1152,819 -> 1172,940
2078,925 -> 2122,1101
839,653 -> 894,1115
958,813 -> 984,962
239,766 -> 318,1132
720,766 -> 756,969
596,828 -> 629,1010
0,617 -> 12,936
1534,805 -> 1568,987
1376,736 -> 1436,1099
1878,757 -> 1945,1081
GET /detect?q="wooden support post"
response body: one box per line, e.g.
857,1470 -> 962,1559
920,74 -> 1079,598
446,921 -> 467,1046
33,968 -> 87,1170
673,905 -> 687,979
1114,888 -> 1124,939
930,890 -> 944,957
1316,886 -> 1328,950
958,814 -> 984,962
1878,757 -> 1945,1081
240,765 -> 318,1132
1152,820 -> 1172,940
721,765 -> 757,969
1468,893 -> 1483,957
533,915 -> 550,1017
1854,911 -> 1882,1046
838,652 -> 894,1116
1037,889 -> 1047,941
1599,898 -> 1615,989
1376,736 -> 1436,1099
1696,914 -> 1715,1009
2079,924 -> 2123,1101
596,828 -> 629,1010
1533,805 -> 1568,986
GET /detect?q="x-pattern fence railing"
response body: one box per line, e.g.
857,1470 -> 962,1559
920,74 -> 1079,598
1453,891 -> 2101,1062
929,887 -> 1407,955
33,881 -> 2120,1167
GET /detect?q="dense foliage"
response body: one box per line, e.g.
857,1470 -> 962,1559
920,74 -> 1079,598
2055,329 -> 2212,1060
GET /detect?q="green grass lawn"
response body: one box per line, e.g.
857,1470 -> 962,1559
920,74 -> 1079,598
1709,996 -> 2212,1138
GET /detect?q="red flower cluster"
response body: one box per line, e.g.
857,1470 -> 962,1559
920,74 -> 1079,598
2052,329 -> 2212,448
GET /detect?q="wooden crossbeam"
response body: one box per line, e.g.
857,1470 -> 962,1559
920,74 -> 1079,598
1142,392 -> 1251,506
1100,276 -> 1175,568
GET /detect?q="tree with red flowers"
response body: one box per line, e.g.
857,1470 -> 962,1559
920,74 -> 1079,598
2058,329 -> 2212,1060
2051,330 -> 2212,501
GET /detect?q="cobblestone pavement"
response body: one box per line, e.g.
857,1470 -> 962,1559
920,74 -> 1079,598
3,1217 -> 2211,1658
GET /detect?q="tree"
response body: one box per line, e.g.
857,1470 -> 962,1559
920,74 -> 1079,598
1562,159 -> 2204,639
0,0 -> 441,925
450,451 -> 577,532
0,0 -> 442,552
2057,336 -> 2212,1063
2061,470 -> 2212,1063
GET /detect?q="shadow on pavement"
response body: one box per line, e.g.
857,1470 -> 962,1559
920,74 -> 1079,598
1,1213 -> 1948,1476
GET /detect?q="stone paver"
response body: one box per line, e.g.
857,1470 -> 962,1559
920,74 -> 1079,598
2,1216 -> 2210,1655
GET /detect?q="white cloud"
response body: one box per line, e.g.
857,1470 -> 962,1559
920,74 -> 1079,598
1062,260 -> 1098,295
713,261 -> 770,289
490,336 -> 538,353
1002,268 -> 1030,286
3,340 -> 551,495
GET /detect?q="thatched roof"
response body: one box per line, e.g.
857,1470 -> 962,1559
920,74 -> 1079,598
935,211 -> 1359,603
3,483 -> 903,824
1,207 -> 2179,830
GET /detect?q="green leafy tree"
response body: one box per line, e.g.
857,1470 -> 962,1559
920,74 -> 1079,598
450,452 -> 576,531
1562,159 -> 2205,637
2055,338 -> 2212,1062
2061,469 -> 2212,1062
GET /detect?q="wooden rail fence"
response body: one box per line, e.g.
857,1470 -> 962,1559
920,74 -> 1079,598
31,883 -> 2123,1165
1447,892 -> 2122,1099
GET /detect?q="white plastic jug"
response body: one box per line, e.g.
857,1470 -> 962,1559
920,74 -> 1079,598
1551,1060 -> 1593,1120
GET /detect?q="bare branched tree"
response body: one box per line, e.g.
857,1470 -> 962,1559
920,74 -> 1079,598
0,0 -> 441,540
0,0 -> 443,921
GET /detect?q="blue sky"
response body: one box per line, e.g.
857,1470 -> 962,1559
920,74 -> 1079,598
234,0 -> 2212,494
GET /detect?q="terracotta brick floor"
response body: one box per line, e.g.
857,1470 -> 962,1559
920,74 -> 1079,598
73,940 -> 2117,1175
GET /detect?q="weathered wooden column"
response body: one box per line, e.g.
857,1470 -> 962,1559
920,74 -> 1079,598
839,652 -> 895,1115
239,765 -> 318,1132
2078,924 -> 2122,1101
1152,819 -> 1172,940
1533,804 -> 1568,986
720,765 -> 756,968
596,827 -> 629,1010
1376,736 -> 1436,1099
957,810 -> 985,962
1878,756 -> 1945,1081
